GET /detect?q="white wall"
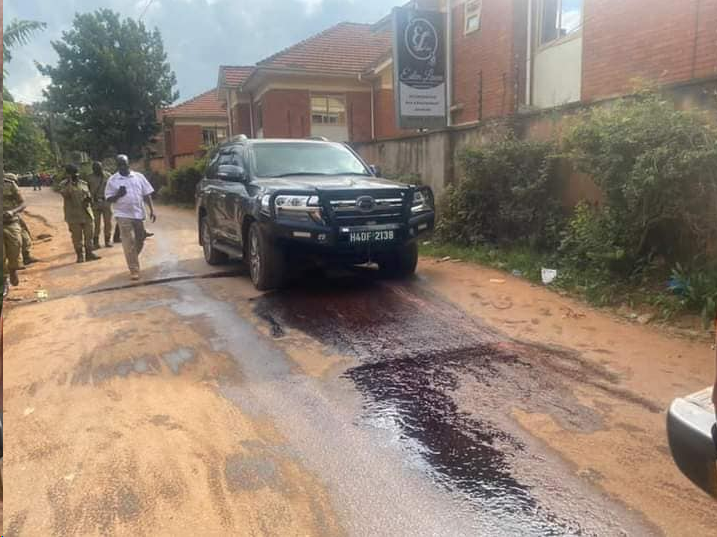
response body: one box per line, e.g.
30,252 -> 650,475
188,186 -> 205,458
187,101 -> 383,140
533,36 -> 582,108
310,124 -> 349,142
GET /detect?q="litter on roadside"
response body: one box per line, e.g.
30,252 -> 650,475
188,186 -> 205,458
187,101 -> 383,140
489,278 -> 506,284
437,256 -> 452,263
541,268 -> 558,285
511,269 -> 523,277
35,289 -> 49,301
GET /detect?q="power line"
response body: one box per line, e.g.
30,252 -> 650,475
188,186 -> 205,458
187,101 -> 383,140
139,0 -> 156,21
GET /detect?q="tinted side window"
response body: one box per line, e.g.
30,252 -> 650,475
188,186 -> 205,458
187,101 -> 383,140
206,151 -> 221,179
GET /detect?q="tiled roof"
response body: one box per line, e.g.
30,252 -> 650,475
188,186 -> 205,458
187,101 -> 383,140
219,65 -> 255,88
162,89 -> 226,118
256,22 -> 392,75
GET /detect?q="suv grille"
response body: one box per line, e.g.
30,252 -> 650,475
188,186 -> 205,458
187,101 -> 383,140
326,192 -> 407,226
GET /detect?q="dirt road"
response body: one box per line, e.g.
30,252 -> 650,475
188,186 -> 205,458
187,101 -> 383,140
4,189 -> 716,536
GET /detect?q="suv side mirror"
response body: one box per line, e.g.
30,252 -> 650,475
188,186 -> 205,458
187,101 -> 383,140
218,164 -> 246,182
369,164 -> 381,177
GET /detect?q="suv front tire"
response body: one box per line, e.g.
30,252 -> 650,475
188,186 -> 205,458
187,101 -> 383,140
247,222 -> 286,290
202,217 -> 229,265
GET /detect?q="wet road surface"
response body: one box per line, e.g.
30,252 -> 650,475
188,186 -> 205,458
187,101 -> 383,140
253,274 -> 648,535
5,190 -> 716,536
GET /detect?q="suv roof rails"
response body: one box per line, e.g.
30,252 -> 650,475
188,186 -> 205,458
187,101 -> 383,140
230,134 -> 248,142
306,136 -> 329,141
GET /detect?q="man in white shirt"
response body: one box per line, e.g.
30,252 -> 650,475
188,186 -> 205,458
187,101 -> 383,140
105,155 -> 156,280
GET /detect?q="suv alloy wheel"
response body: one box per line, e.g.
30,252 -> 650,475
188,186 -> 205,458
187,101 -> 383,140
202,218 -> 228,265
248,222 -> 286,291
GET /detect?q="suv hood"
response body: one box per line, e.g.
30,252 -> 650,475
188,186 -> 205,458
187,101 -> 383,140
258,175 -> 408,192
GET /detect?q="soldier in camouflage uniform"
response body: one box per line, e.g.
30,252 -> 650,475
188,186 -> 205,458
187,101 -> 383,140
87,161 -> 113,249
3,173 -> 27,286
4,173 -> 40,267
19,217 -> 40,266
59,164 -> 101,263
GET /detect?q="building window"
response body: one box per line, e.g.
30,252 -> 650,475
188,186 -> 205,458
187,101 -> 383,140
464,0 -> 482,34
540,0 -> 582,45
202,127 -> 226,147
311,95 -> 346,125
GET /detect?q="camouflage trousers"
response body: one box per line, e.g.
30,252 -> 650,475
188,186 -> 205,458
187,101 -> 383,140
68,221 -> 94,255
3,220 -> 23,272
19,217 -> 32,258
93,205 -> 113,244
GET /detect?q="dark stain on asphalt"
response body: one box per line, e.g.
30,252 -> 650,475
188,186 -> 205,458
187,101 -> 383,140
253,274 -> 641,534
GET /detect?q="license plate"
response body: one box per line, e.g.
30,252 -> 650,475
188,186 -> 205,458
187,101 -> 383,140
349,229 -> 395,243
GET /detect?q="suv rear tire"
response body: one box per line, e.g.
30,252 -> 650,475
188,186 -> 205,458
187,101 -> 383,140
247,222 -> 286,290
202,217 -> 229,265
378,241 -> 418,278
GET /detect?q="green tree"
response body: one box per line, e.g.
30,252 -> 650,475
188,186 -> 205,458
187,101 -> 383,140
3,19 -> 47,70
39,9 -> 178,160
3,108 -> 53,172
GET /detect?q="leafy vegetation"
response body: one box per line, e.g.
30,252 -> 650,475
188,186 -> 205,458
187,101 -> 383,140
3,108 -> 54,172
158,157 -> 207,205
2,19 -> 47,157
433,92 -> 717,326
39,9 -> 177,160
437,138 -> 563,249
3,19 -> 47,70
564,91 -> 717,274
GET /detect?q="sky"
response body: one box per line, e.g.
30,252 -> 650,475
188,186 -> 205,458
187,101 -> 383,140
4,0 -> 403,105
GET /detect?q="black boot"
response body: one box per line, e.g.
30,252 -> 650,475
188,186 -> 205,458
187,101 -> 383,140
93,239 -> 101,250
86,251 -> 102,261
76,252 -> 85,263
23,254 -> 40,265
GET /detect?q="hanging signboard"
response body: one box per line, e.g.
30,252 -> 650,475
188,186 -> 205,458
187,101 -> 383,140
392,6 -> 447,130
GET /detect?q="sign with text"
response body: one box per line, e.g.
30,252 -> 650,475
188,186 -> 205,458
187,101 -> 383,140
392,7 -> 447,130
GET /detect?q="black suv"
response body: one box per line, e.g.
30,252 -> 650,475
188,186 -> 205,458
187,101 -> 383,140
196,137 -> 435,290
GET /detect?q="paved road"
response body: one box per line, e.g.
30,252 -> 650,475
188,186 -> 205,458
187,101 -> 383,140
4,189 -> 716,536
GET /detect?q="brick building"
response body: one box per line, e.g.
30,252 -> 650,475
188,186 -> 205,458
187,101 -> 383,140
159,0 -> 715,169
220,22 -> 392,143
160,89 -> 229,169
217,66 -> 255,137
364,0 -> 716,133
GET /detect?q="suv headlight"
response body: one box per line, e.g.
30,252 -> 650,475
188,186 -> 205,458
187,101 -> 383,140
271,195 -> 323,223
411,190 -> 431,214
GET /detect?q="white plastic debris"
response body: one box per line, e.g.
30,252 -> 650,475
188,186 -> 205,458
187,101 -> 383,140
541,268 -> 558,285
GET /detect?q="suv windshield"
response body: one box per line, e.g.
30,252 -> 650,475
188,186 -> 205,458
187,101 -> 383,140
251,142 -> 369,178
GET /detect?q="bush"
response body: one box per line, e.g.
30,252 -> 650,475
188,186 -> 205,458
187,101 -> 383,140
160,157 -> 206,204
667,263 -> 717,326
436,138 -> 563,248
564,91 -> 717,274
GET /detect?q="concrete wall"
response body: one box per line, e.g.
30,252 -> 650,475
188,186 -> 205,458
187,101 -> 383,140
356,131 -> 453,197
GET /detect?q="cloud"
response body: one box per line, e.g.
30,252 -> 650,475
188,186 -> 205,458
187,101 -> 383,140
5,0 -> 405,104
8,71 -> 51,103
298,0 -> 324,16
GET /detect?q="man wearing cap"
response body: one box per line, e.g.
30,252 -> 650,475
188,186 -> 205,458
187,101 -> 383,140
88,161 -> 113,249
3,173 -> 26,286
60,164 -> 101,263
105,155 -> 156,280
